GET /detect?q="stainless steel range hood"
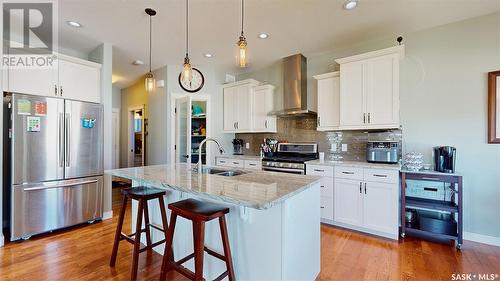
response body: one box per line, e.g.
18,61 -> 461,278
269,54 -> 316,116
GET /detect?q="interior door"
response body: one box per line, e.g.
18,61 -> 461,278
223,86 -> 237,131
11,94 -> 64,184
64,100 -> 103,179
334,178 -> 363,226
362,182 -> 398,234
58,58 -> 101,103
365,54 -> 398,127
339,61 -> 366,127
176,97 -> 191,163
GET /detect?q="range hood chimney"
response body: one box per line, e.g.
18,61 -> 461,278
269,53 -> 316,116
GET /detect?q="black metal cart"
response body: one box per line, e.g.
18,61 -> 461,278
400,170 -> 463,250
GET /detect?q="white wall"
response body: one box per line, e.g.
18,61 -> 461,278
146,67 -> 169,165
239,12 -> 500,240
89,43 -> 113,218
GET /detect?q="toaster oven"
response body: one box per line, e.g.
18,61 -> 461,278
366,141 -> 399,164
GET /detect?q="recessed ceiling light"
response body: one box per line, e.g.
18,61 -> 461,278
204,53 -> 214,58
132,60 -> 144,65
66,21 -> 82,28
343,0 -> 358,10
258,33 -> 269,39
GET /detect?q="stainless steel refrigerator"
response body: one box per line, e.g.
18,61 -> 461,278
3,93 -> 104,241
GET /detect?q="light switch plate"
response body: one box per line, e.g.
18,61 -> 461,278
246,143 -> 250,149
341,144 -> 348,152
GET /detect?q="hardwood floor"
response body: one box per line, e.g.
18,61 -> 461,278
0,187 -> 499,281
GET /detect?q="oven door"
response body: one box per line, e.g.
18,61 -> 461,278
262,166 -> 305,175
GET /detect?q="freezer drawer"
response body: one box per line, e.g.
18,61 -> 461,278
11,176 -> 103,240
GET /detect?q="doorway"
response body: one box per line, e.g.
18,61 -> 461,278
127,105 -> 146,167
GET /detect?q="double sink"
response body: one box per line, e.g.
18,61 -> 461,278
198,167 -> 247,177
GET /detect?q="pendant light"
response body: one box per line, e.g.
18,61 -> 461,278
145,8 -> 156,92
237,0 -> 247,68
181,0 -> 193,83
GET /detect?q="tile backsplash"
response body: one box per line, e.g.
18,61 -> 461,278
235,115 -> 402,162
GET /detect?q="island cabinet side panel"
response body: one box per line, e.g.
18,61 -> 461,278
282,183 -> 321,280
131,185 -> 291,280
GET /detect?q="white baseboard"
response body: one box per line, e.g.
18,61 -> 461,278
0,233 -> 4,247
464,231 -> 500,247
102,210 -> 113,220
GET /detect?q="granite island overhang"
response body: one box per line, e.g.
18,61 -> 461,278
106,163 -> 321,280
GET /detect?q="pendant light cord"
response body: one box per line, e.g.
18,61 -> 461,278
186,0 -> 189,58
241,0 -> 244,36
149,14 -> 152,72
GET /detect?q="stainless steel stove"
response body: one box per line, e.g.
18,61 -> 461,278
262,143 -> 318,174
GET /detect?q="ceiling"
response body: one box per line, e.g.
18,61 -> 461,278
57,0 -> 500,89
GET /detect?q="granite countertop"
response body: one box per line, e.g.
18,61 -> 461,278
105,164 -> 320,210
216,154 -> 262,161
306,159 -> 401,170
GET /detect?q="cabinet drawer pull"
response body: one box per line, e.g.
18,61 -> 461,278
233,162 -> 240,165
342,171 -> 354,175
320,206 -> 325,209
249,163 -> 256,166
219,160 -> 226,163
314,169 -> 325,172
421,177 -> 440,181
373,174 -> 388,178
320,185 -> 325,188
424,187 -> 438,192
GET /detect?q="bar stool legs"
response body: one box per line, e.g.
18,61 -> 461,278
109,186 -> 169,281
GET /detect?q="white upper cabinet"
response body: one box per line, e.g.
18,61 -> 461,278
314,72 -> 340,131
334,45 -> 404,130
5,53 -> 101,103
252,85 -> 277,132
58,56 -> 101,103
5,49 -> 58,97
223,79 -> 276,133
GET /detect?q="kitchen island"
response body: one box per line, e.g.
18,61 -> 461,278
106,164 -> 321,280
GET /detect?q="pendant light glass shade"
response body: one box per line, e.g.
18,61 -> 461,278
145,8 -> 156,93
237,0 -> 247,68
238,34 -> 247,68
181,56 -> 193,83
145,72 -> 155,92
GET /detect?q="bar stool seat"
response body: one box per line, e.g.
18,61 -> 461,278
109,186 -> 169,281
159,198 -> 235,281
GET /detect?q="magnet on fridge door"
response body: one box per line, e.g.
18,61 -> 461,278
27,116 -> 41,132
17,99 -> 31,115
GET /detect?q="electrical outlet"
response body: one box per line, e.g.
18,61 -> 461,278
245,142 -> 250,149
331,143 -> 337,152
341,144 -> 348,152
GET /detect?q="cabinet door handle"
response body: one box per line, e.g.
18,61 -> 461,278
265,120 -> 268,128
363,113 -> 366,124
236,122 -> 239,129
342,171 -> 354,175
373,174 -> 388,178
54,84 -> 58,96
318,117 -> 321,127
364,182 -> 367,194
359,182 -> 362,193
314,169 -> 325,172
368,113 -> 371,123
60,86 -> 63,96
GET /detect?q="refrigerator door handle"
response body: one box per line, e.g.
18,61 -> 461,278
59,113 -> 64,167
65,113 -> 71,167
22,179 -> 99,191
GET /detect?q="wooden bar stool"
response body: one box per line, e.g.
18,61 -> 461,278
159,198 -> 235,281
109,186 -> 169,281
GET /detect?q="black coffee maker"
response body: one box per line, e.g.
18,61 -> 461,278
434,146 -> 456,173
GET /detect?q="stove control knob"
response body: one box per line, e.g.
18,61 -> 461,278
292,164 -> 298,169
279,163 -> 284,167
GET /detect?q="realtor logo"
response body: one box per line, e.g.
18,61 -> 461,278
2,0 -> 58,68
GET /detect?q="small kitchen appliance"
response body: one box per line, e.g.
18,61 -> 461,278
434,146 -> 456,173
366,141 -> 399,164
232,138 -> 244,155
262,143 -> 318,174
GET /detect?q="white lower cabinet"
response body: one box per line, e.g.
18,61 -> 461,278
216,157 -> 261,170
334,178 -> 363,226
307,163 -> 399,239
